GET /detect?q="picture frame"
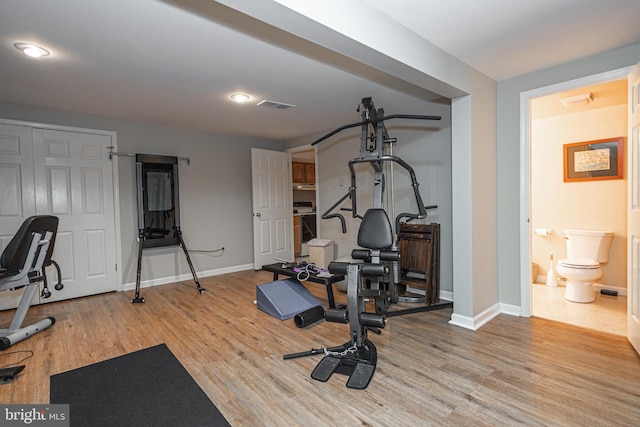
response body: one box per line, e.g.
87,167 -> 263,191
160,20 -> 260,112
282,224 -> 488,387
563,137 -> 624,182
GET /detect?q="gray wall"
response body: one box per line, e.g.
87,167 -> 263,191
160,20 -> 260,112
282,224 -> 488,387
496,43 -> 640,307
0,104 -> 284,286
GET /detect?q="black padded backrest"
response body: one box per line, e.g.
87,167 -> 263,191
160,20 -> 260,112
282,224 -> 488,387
357,209 -> 393,250
0,215 -> 59,270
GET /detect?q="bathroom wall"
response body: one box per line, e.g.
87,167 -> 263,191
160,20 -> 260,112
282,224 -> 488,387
531,103 -> 628,289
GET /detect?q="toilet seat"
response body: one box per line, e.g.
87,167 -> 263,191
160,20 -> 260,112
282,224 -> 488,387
557,258 -> 599,269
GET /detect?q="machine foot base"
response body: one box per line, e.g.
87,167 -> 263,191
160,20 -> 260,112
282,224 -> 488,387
311,356 -> 341,382
346,362 -> 375,389
310,340 -> 377,389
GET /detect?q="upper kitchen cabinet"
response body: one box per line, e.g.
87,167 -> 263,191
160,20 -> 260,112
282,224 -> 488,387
304,163 -> 315,184
292,162 -> 315,184
292,162 -> 305,182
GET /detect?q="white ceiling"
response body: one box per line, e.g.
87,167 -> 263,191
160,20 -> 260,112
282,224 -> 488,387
363,0 -> 640,80
1,0 -> 639,141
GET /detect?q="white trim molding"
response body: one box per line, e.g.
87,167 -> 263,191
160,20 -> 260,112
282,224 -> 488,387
122,263 -> 255,292
449,303 -> 502,330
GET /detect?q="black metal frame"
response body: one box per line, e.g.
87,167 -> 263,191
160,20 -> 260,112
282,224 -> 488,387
132,154 -> 204,303
316,97 -> 437,231
315,97 -> 450,312
0,215 -> 60,350
283,98 -> 452,388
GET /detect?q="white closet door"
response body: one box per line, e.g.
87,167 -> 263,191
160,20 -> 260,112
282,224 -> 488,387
33,128 -> 118,301
0,123 -> 118,309
0,124 -> 37,309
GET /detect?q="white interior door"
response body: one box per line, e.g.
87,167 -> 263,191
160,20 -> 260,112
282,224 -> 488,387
0,124 -> 37,309
628,61 -> 640,354
251,148 -> 293,269
0,122 -> 118,309
33,128 -> 118,301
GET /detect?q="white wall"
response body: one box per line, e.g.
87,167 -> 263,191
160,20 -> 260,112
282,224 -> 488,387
497,44 -> 640,307
531,104 -> 627,288
0,104 -> 284,286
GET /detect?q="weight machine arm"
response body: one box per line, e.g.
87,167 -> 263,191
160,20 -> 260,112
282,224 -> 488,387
311,114 -> 441,146
320,154 -> 431,234
349,154 -> 428,218
320,189 -> 355,233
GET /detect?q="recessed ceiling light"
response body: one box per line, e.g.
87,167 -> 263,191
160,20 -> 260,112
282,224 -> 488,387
230,93 -> 251,103
14,43 -> 50,58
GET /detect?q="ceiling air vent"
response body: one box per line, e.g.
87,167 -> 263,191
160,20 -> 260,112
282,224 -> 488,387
257,99 -> 296,110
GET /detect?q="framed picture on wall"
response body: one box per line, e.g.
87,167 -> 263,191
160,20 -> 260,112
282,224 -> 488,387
563,137 -> 624,182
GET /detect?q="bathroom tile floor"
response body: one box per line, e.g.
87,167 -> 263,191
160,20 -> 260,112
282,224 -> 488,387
532,283 -> 627,336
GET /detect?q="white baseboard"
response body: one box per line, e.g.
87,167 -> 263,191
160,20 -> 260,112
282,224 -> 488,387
440,290 -> 453,301
404,285 -> 453,302
499,303 -> 522,316
449,303 -> 501,331
122,263 -> 254,292
448,313 -> 475,329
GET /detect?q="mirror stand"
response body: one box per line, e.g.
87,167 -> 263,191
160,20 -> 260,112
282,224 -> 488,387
132,154 -> 204,303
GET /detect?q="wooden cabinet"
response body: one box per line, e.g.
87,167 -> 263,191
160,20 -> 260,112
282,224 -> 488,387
304,163 -> 315,183
292,163 -> 305,183
293,215 -> 301,256
292,162 -> 315,183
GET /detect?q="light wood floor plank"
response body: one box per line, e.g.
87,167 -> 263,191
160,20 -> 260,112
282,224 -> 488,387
1,269 -> 639,426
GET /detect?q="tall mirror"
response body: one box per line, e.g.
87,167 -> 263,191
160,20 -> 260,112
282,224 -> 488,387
136,154 -> 181,248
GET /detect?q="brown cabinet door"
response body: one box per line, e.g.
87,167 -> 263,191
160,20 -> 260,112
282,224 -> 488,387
293,216 -> 301,256
304,163 -> 315,183
292,162 -> 305,183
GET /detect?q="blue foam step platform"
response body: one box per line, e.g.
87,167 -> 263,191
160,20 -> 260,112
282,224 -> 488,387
256,279 -> 321,320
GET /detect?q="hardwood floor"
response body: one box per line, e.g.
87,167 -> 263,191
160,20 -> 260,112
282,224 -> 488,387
1,270 -> 639,426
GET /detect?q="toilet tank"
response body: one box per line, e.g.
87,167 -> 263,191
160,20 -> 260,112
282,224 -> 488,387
563,229 -> 614,262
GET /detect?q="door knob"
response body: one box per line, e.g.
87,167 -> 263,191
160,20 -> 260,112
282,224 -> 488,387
255,212 -> 261,217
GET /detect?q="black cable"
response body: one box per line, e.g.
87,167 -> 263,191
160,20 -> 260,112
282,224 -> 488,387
41,259 -> 63,296
186,247 -> 225,255
0,350 -> 34,368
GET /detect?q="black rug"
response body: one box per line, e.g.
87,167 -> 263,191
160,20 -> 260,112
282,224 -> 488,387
50,344 -> 230,427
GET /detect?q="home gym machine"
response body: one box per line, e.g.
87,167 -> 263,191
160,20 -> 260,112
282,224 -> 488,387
132,154 -> 204,303
283,97 -> 452,388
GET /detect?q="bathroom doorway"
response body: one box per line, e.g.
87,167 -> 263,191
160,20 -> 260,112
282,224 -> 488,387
525,72 -> 629,336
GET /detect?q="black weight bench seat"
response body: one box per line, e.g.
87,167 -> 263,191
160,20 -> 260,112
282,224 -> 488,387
0,215 -> 59,350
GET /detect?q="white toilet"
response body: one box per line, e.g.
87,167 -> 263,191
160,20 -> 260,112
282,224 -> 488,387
556,229 -> 614,303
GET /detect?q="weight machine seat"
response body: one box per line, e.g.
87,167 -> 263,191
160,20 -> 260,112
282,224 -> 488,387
0,215 -> 59,350
357,209 -> 393,250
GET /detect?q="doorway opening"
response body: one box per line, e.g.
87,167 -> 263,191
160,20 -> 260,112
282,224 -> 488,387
521,68 -> 631,336
288,146 -> 317,261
